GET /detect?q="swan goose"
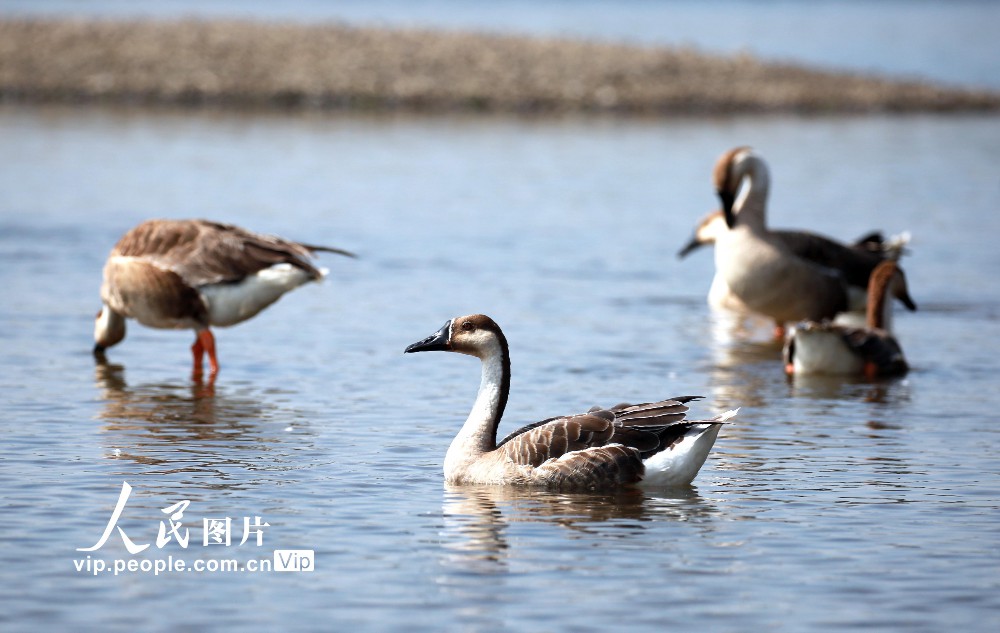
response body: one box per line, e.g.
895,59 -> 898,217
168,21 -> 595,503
783,260 -> 913,377
405,314 -> 733,490
710,147 -> 915,336
678,208 -> 910,316
94,218 -> 354,376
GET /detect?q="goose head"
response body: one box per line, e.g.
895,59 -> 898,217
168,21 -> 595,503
404,314 -> 507,361
885,263 -> 917,312
93,306 -> 126,356
405,314 -> 512,437
867,260 -> 917,330
713,146 -> 767,229
677,209 -> 728,258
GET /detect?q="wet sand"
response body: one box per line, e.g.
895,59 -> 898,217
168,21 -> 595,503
1,17 -> 997,114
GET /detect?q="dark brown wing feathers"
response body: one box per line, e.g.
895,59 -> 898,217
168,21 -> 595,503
608,427 -> 661,453
841,328 -> 909,376
112,219 -> 350,287
533,445 -> 645,490
296,243 -> 357,258
499,413 -> 615,468
603,399 -> 698,426
774,229 -> 886,289
497,396 -> 711,467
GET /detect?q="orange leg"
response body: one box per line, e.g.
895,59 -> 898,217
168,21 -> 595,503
191,333 -> 205,376
191,329 -> 219,377
863,361 -> 879,380
784,363 -> 795,375
200,329 -> 219,376
773,322 -> 787,340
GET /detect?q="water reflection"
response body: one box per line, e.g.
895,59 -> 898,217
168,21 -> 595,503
705,308 -> 785,413
785,371 -> 912,405
439,483 -> 718,568
92,360 -> 308,487
707,308 -> 778,350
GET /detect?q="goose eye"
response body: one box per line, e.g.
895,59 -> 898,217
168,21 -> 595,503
461,321 -> 475,332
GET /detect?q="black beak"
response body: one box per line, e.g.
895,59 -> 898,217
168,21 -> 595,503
718,189 -> 737,229
898,291 -> 918,312
404,321 -> 452,354
677,234 -> 704,259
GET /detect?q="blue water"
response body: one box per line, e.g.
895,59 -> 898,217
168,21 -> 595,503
2,2 -> 1000,632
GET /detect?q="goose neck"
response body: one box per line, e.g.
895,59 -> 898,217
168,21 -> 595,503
867,273 -> 893,331
451,337 -> 511,457
733,158 -> 770,230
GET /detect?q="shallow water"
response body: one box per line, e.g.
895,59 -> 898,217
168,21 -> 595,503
1,105 -> 999,631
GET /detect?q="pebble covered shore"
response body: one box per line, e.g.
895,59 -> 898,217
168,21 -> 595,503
2,17 -> 998,114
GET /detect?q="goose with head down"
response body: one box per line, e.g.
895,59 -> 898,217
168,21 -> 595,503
94,219 -> 354,377
404,314 -> 733,490
709,147 -> 916,336
784,260 -> 914,378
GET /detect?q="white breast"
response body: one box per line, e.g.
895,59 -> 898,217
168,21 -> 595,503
707,272 -> 751,312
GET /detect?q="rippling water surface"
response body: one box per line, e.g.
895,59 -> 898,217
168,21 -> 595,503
1,105 -> 998,631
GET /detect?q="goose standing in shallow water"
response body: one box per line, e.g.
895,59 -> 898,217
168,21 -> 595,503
94,219 -> 354,376
710,147 -> 915,336
678,209 -> 910,316
404,314 -> 734,490
783,260 -> 914,378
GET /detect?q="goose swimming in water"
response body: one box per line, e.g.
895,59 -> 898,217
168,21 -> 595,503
709,147 -> 916,336
783,260 -> 914,378
404,314 -> 733,489
93,219 -> 354,376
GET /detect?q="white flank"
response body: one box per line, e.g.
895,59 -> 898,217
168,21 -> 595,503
200,264 -> 313,327
639,422 -> 724,488
707,272 -> 752,312
791,327 -> 864,375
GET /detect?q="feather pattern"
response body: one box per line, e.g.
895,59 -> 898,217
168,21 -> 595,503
109,219 -> 353,288
496,398 -> 719,470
